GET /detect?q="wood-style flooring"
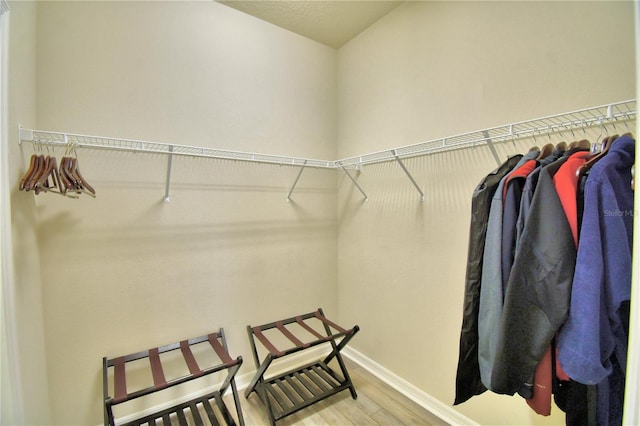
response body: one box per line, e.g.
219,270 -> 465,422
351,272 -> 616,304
230,359 -> 450,426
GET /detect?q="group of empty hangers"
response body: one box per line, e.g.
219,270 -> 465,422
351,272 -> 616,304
19,141 -> 96,198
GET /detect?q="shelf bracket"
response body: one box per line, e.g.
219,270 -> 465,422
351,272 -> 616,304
286,160 -> 307,202
339,165 -> 368,201
482,130 -> 502,167
18,125 -> 33,144
392,150 -> 424,201
163,145 -> 174,203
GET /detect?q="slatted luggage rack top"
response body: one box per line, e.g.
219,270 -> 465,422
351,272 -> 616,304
103,328 -> 244,426
245,308 -> 360,425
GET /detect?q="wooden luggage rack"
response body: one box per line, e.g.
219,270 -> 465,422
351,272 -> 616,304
245,308 -> 360,425
103,328 -> 244,426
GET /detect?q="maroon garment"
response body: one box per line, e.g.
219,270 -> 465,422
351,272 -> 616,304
554,151 -> 590,247
527,345 -> 553,415
527,152 -> 589,415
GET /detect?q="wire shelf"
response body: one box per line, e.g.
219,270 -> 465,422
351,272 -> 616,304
19,100 -> 636,170
337,99 -> 636,167
18,99 -> 636,202
19,129 -> 337,169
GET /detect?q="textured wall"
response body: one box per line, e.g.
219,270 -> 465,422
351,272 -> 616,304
336,1 -> 635,425
6,1 -> 52,424
29,2 -> 338,424
9,1 -> 637,425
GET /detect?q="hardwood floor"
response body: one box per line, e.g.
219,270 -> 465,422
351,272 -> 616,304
229,359 -> 450,426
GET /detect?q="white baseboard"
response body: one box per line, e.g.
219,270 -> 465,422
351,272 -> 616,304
342,347 -> 478,426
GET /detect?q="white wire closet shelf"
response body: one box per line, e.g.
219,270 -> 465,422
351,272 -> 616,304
18,128 -> 336,169
337,99 -> 637,168
18,99 -> 636,201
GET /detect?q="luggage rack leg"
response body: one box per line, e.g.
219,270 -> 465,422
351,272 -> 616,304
219,328 -> 245,426
318,307 -> 358,400
245,308 -> 360,425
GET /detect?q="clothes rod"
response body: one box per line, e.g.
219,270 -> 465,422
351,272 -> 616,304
337,99 -> 636,167
17,128 -> 336,170
18,99 -> 636,171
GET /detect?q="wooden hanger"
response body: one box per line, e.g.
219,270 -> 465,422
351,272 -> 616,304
568,139 -> 590,150
70,157 -> 96,196
59,152 -> 95,197
59,156 -> 81,197
33,155 -> 63,195
19,142 -> 93,198
576,139 -> 591,150
576,134 -> 619,179
26,154 -> 47,191
536,143 -> 554,160
19,154 -> 39,191
555,141 -> 567,152
19,142 -> 45,191
58,156 -> 73,194
569,139 -> 591,150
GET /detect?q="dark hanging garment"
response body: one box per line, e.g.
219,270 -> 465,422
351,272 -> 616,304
490,158 -> 576,397
515,148 -> 565,249
501,159 -> 538,292
554,378 -> 597,426
478,150 -> 539,390
454,154 -> 522,405
523,150 -> 590,416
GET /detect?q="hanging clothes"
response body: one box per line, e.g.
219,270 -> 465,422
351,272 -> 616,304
477,150 -> 540,390
557,134 -> 635,426
523,148 -> 590,417
515,147 -> 566,247
455,133 -> 635,426
554,151 -> 592,246
491,156 -> 576,396
454,154 -> 523,405
501,158 -> 539,291
510,146 -> 573,416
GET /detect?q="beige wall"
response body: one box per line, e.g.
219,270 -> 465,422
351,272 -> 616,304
337,1 -> 635,159
7,1 -> 637,425
6,1 -> 51,424
337,1 -> 635,425
16,2 -> 338,425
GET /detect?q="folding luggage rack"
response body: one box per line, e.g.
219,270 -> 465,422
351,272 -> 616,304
103,328 -> 244,426
245,308 -> 360,425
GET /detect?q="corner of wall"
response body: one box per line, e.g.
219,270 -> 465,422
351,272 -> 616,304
6,1 -> 52,424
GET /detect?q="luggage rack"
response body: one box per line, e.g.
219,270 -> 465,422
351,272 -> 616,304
103,328 -> 244,426
245,308 -> 360,425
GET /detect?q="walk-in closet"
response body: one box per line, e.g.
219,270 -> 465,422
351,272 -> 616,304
1,1 -> 638,425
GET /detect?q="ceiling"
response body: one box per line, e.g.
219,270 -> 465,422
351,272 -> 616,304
216,1 -> 404,49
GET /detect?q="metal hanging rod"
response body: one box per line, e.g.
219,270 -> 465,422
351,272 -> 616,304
337,99 -> 636,168
18,128 -> 336,202
18,128 -> 336,169
19,100 -> 636,170
336,99 -> 635,200
18,99 -> 636,202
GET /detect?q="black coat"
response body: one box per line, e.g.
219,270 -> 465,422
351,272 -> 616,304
454,155 -> 522,405
491,158 -> 576,397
